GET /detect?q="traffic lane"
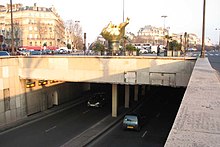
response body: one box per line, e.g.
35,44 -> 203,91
90,87 -> 184,147
0,100 -> 112,147
208,54 -> 220,72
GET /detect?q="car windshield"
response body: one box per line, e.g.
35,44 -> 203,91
124,115 -> 138,122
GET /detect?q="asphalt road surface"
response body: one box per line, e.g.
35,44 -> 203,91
0,94 -> 112,147
186,50 -> 220,72
88,87 -> 186,147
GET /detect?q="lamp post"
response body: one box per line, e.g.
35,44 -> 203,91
200,0 -> 206,58
10,0 -> 15,55
122,0 -> 126,55
215,28 -> 220,49
83,33 -> 86,55
161,15 -> 167,46
123,0 -> 125,22
161,15 -> 167,30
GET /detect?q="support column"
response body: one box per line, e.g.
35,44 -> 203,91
125,85 -> 130,108
134,85 -> 138,101
112,84 -> 118,117
141,85 -> 145,97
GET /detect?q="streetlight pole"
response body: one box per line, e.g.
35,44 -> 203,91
122,0 -> 126,55
215,28 -> 220,48
161,15 -> 167,30
123,0 -> 124,22
10,0 -> 15,55
200,0 -> 206,58
161,15 -> 167,46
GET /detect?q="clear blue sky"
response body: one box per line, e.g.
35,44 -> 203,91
2,0 -> 220,45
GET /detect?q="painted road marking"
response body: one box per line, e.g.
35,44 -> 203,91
142,130 -> 148,138
45,126 -> 57,133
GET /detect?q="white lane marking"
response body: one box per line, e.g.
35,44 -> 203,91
83,110 -> 90,114
210,54 -> 213,56
142,130 -> 148,138
45,126 -> 56,133
215,54 -> 219,56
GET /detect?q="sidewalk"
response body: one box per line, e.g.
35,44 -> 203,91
165,58 -> 220,147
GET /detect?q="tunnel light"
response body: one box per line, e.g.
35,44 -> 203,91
38,80 -> 48,86
50,80 -> 58,84
26,82 -> 35,88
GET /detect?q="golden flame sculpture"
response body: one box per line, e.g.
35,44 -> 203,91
101,18 -> 129,42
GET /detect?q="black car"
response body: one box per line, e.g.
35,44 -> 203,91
87,92 -> 106,108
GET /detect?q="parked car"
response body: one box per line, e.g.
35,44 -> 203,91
139,48 -> 149,54
87,92 -> 107,108
29,50 -> 42,55
150,45 -> 165,54
58,49 -> 68,54
42,49 -> 52,55
0,51 -> 10,56
16,49 -> 30,56
122,113 -> 144,131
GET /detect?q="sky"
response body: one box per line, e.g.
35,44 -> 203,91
2,0 -> 220,45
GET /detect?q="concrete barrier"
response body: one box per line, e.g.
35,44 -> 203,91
165,58 -> 220,146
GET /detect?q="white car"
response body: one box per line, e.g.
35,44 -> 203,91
150,45 -> 165,54
139,49 -> 149,54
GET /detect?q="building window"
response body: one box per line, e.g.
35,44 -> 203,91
29,26 -> 33,31
50,42 -> 52,46
30,42 -> 32,46
29,34 -> 32,39
4,88 -> 10,111
35,42 -> 37,46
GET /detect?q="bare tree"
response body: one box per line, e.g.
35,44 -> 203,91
65,20 -> 83,50
37,20 -> 47,48
14,25 -> 21,49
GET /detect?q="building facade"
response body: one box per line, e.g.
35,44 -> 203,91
136,25 -> 204,48
0,3 -> 65,50
137,25 -> 169,45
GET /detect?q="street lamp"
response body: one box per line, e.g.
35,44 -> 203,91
122,0 -> 126,55
161,15 -> 167,30
10,0 -> 15,55
215,28 -> 220,47
161,15 -> 167,46
200,0 -> 206,58
123,0 -> 125,22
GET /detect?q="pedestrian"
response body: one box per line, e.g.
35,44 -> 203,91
157,45 -> 160,56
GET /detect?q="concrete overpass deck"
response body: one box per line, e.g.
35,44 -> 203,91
1,55 -> 219,146
165,58 -> 220,146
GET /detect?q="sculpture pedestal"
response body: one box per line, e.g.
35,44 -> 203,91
108,40 -> 120,55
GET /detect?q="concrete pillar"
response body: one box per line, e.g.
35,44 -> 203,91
112,84 -> 118,117
134,85 -> 138,101
147,85 -> 151,91
125,85 -> 130,108
141,85 -> 145,97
